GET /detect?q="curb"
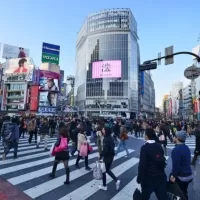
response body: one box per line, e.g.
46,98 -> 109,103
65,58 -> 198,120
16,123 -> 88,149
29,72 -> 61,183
0,176 -> 32,200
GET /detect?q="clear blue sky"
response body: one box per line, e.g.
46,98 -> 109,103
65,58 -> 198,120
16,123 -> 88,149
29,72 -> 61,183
0,0 -> 199,106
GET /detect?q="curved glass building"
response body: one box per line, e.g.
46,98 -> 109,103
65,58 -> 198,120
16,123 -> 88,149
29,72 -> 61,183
75,8 -> 140,117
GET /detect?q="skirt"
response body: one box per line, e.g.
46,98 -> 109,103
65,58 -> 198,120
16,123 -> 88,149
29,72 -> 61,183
55,150 -> 69,161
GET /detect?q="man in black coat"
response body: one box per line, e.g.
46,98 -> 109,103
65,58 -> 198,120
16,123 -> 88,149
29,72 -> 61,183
137,128 -> 168,200
191,122 -> 200,165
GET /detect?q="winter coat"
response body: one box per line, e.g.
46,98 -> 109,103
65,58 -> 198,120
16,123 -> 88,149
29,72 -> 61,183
77,133 -> 87,151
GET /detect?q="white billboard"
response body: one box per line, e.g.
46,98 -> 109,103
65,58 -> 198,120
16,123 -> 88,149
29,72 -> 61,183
40,63 -> 60,73
2,44 -> 30,59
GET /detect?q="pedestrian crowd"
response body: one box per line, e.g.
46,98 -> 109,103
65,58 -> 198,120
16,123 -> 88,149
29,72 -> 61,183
0,115 -> 199,200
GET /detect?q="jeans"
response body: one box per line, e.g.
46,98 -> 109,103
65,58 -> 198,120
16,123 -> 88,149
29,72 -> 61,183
37,134 -> 49,149
71,142 -> 77,156
116,140 -> 129,156
141,175 -> 168,200
4,140 -> 18,157
29,131 -> 37,143
102,157 -> 117,186
176,178 -> 192,200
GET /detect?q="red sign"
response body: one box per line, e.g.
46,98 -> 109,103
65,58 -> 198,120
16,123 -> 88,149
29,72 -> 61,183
194,100 -> 198,113
30,85 -> 39,111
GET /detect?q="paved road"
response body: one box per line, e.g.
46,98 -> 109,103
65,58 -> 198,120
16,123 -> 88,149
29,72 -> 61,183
0,135 -> 195,200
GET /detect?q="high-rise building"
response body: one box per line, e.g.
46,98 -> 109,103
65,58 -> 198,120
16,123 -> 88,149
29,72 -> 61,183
183,84 -> 192,119
75,8 -> 139,117
139,71 -> 155,119
170,81 -> 183,117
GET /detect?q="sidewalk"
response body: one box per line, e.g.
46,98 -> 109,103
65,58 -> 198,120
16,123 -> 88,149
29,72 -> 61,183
193,162 -> 200,200
0,177 -> 32,200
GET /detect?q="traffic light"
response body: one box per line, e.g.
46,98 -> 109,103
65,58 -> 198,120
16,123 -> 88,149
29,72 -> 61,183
139,61 -> 157,71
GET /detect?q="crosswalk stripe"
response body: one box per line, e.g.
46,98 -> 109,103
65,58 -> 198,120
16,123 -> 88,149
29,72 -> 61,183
58,156 -> 139,200
8,150 -> 100,185
0,146 -> 98,175
111,177 -> 140,200
24,149 -> 135,199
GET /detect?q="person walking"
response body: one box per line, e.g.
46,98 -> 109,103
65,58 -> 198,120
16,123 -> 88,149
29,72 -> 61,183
98,127 -> 121,191
115,125 -> 129,158
2,117 -> 19,160
137,128 -> 168,200
96,126 -> 104,155
50,127 -> 70,184
191,122 -> 200,165
37,118 -> 49,150
170,130 -> 193,200
28,116 -> 37,144
75,127 -> 91,170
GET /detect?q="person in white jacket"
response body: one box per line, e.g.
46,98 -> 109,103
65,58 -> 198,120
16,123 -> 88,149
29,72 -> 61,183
75,127 -> 91,170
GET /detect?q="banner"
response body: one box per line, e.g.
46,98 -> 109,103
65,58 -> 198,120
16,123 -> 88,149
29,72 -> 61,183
92,60 -> 121,78
41,42 -> 60,65
2,44 -> 30,59
39,70 -> 60,91
30,85 -> 39,111
60,70 -> 64,96
5,57 -> 34,81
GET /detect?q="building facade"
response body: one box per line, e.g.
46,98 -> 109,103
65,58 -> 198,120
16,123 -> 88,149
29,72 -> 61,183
171,82 -> 183,118
139,71 -> 155,119
75,8 -> 139,117
183,84 -> 192,119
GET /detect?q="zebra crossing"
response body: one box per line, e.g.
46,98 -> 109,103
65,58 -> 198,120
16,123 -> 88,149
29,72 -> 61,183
131,134 -> 196,149
167,136 -> 196,149
0,136 -> 142,200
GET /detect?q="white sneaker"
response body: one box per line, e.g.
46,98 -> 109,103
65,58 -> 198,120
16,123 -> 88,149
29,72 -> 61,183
98,185 -> 107,191
116,180 -> 121,190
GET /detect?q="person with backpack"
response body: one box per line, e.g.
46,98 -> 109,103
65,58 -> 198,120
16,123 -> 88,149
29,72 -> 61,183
2,117 -> 19,160
50,127 -> 70,184
137,128 -> 168,200
170,130 -> 193,200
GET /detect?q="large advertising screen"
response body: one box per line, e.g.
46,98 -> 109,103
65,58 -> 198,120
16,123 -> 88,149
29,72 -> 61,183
5,57 -> 34,81
39,70 -> 60,91
39,91 -> 57,107
92,60 -> 121,78
38,91 -> 57,113
2,44 -> 30,59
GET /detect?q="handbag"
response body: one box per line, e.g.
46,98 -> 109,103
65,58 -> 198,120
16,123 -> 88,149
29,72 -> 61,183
167,181 -> 187,200
93,161 -> 103,180
79,143 -> 88,157
54,137 -> 68,153
133,188 -> 142,200
99,160 -> 106,173
37,135 -> 41,144
88,144 -> 93,153
49,143 -> 55,157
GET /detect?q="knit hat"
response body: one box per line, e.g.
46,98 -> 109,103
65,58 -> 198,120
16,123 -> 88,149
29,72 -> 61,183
176,130 -> 187,142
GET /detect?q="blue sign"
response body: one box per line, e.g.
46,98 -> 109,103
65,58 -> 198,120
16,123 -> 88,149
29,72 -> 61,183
38,106 -> 56,113
42,42 -> 60,56
140,72 -> 144,95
